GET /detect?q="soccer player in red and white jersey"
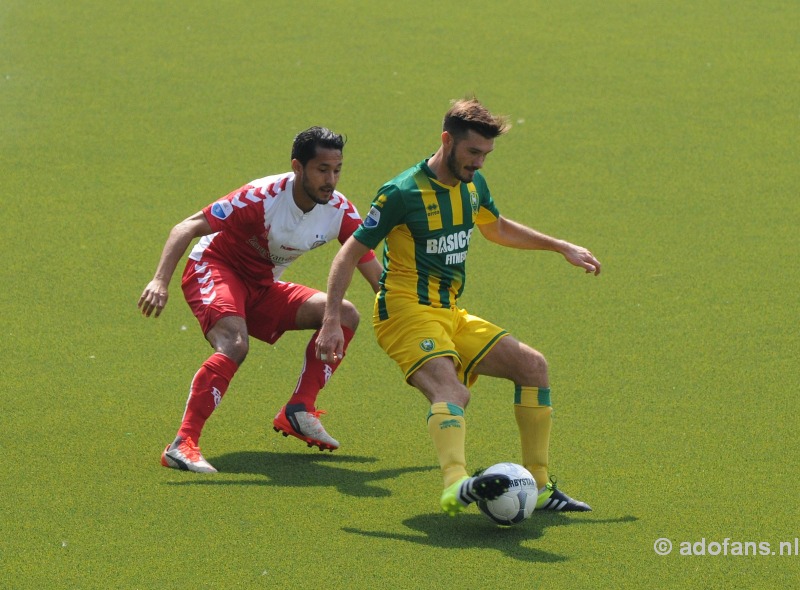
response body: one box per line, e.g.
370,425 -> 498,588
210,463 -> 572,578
138,127 -> 382,473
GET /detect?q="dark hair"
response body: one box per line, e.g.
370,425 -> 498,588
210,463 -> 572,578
291,127 -> 346,165
443,97 -> 511,140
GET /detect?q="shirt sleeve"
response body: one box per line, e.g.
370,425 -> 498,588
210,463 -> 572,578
202,184 -> 267,233
337,198 -> 377,264
474,174 -> 500,224
353,184 -> 406,249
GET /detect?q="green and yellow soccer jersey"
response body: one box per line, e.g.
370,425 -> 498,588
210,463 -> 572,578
353,158 -> 500,318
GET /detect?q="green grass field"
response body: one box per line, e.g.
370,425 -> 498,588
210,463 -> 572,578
3,1 -> 799,588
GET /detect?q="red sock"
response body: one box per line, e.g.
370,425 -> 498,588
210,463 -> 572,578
287,326 -> 354,411
177,352 -> 238,444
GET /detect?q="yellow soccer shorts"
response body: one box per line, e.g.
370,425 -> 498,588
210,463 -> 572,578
373,299 -> 508,387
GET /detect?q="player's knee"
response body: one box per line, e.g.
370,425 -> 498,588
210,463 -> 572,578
532,349 -> 548,373
340,300 -> 360,331
519,348 -> 548,386
213,332 -> 249,364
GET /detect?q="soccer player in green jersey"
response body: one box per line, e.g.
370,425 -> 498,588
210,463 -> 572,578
317,97 -> 601,515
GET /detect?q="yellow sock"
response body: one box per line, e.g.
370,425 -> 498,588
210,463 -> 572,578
514,386 -> 553,489
427,402 -> 468,488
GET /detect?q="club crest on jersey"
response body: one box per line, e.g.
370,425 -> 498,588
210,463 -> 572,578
469,191 -> 480,214
211,201 -> 234,220
364,206 -> 381,228
419,339 -> 435,352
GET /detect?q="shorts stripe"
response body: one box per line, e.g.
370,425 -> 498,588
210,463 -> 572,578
461,330 -> 509,385
377,288 -> 389,321
405,350 -> 460,381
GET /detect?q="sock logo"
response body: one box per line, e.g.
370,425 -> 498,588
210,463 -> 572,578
439,419 -> 462,430
211,387 -> 222,407
323,364 -> 333,383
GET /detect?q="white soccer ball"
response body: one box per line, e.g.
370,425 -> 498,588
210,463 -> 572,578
477,462 -> 538,526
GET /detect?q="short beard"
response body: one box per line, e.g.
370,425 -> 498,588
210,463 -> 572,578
302,175 -> 332,205
446,147 -> 472,183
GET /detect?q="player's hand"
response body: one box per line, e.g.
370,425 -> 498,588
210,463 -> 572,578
138,279 -> 169,317
561,243 -> 601,275
315,322 -> 344,364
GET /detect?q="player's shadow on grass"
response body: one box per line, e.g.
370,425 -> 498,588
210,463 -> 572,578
164,450 -> 435,498
343,512 -> 638,563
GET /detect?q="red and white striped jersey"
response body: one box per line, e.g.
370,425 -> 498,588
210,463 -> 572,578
189,171 -> 374,286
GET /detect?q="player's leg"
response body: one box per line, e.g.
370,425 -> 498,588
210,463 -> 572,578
410,356 -> 470,486
178,315 -> 248,440
475,336 -> 591,511
249,284 -> 357,451
287,291 -> 359,412
375,306 -> 509,515
409,358 -> 511,515
161,260 -> 248,473
473,335 -> 550,487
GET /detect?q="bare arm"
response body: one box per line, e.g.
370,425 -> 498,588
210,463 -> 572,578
478,215 -> 601,275
316,237 -> 373,361
356,256 -> 383,294
137,211 -> 213,317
